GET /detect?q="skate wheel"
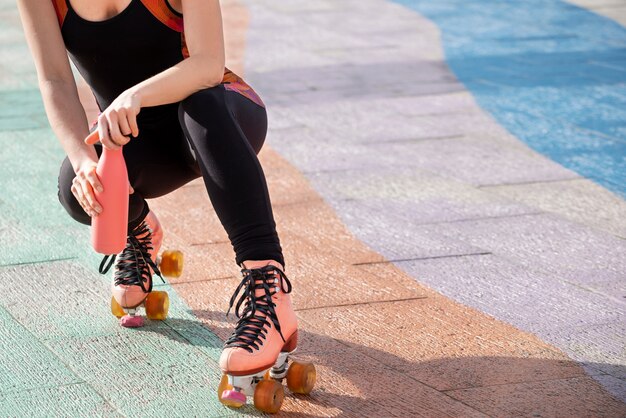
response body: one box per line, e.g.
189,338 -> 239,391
218,375 -> 245,408
145,291 -> 169,320
120,315 -> 144,328
286,361 -> 316,394
159,250 -> 184,278
110,296 -> 126,319
253,379 -> 284,414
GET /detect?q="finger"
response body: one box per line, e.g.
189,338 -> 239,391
71,182 -> 92,217
98,117 -> 120,150
117,111 -> 132,139
85,131 -> 100,145
79,177 -> 102,214
107,113 -> 130,147
128,182 -> 134,195
85,167 -> 104,194
127,112 -> 139,138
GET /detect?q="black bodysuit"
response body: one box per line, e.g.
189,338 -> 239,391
54,0 -> 284,267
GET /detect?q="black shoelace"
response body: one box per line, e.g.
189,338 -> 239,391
98,221 -> 163,291
224,265 -> 293,353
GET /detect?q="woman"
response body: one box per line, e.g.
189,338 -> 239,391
17,0 -> 300,409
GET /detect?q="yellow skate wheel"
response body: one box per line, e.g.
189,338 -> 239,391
159,250 -> 184,278
286,362 -> 316,394
145,291 -> 169,320
110,296 -> 126,319
253,379 -> 284,414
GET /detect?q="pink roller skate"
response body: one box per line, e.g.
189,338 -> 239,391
99,211 -> 183,328
218,264 -> 316,413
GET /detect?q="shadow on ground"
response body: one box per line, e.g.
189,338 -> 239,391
135,310 -> 626,417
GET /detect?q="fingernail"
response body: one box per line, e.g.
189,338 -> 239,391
95,206 -> 102,213
97,186 -> 103,192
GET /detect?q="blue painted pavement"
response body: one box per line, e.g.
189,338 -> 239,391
393,0 -> 626,197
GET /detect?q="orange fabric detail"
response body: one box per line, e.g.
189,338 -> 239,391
222,68 -> 265,108
181,31 -> 190,59
51,0 -> 68,27
139,0 -> 183,32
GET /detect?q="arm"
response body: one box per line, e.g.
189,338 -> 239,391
16,0 -> 95,170
92,0 -> 226,149
17,0 -> 105,217
134,0 -> 226,107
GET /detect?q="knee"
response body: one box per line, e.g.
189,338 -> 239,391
179,86 -> 226,119
57,158 -> 90,226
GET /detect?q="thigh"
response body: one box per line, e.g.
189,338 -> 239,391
179,87 -> 268,156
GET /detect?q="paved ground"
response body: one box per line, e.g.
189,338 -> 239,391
0,0 -> 625,416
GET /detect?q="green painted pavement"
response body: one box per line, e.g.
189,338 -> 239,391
0,1 -> 251,415
0,384 -> 120,418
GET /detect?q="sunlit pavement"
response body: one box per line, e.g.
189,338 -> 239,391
0,0 -> 624,416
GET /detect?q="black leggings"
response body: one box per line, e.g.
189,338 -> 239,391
58,86 -> 284,267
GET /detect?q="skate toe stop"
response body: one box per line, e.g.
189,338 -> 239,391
221,389 -> 246,408
120,315 -> 144,328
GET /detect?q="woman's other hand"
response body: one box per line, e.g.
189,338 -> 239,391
96,89 -> 141,150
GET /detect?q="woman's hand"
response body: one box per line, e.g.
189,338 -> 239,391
96,89 -> 141,150
71,157 -> 103,217
71,156 -> 135,218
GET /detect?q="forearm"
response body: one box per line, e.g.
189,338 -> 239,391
130,56 -> 224,108
40,79 -> 96,171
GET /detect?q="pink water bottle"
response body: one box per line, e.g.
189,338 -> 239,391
86,131 -> 129,254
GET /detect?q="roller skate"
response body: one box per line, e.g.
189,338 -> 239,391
218,263 -> 316,414
99,211 -> 184,328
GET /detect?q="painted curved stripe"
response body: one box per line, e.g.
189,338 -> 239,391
393,0 -> 626,198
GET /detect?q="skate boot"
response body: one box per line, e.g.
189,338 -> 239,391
218,264 -> 316,413
99,211 -> 183,328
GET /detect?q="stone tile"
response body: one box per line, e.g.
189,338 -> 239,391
297,299 -> 590,393
446,375 -> 626,417
362,135 -> 579,186
484,178 -> 626,238
0,260 -> 226,349
0,222 -> 81,266
562,321 -> 626,381
396,254 -> 624,338
173,257 -> 427,316
0,384 -> 119,417
588,373 -> 626,406
0,306 -> 80,393
44,332 -> 241,417
149,184 -> 229,247
306,166 -> 538,224
0,261 -> 116,340
419,213 -> 626,290
287,329 -> 486,418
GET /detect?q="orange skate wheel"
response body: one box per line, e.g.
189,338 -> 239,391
110,296 -> 126,319
159,250 -> 184,278
286,362 -> 316,394
145,291 -> 169,320
253,379 -> 284,414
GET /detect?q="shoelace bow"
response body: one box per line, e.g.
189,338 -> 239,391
224,265 -> 292,353
98,221 -> 164,292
